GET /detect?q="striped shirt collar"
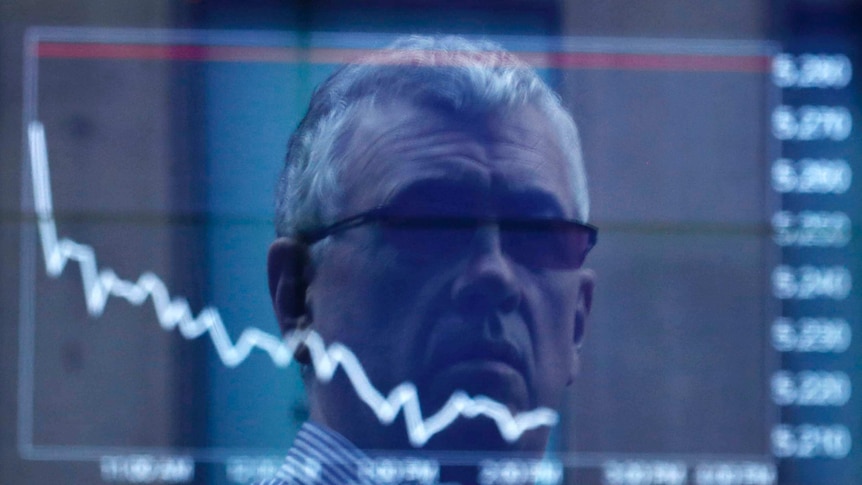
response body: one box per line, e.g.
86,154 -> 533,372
256,421 -> 374,485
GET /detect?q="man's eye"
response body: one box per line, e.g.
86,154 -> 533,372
380,223 -> 473,260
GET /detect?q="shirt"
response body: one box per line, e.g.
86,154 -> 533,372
255,422 -> 374,485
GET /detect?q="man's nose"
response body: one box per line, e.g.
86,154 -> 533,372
450,225 -> 521,315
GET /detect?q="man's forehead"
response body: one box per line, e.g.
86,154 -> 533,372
337,98 -> 576,215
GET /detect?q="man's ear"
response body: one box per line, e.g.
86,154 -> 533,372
267,237 -> 312,363
569,269 -> 595,383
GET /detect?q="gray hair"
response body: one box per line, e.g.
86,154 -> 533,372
275,35 -> 589,247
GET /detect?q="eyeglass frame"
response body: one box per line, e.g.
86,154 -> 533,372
297,205 -> 598,269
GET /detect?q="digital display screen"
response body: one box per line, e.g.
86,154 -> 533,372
1,3 -> 859,485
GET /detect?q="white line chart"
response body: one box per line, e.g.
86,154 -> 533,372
26,120 -> 559,448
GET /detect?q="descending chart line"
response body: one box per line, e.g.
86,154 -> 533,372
26,120 -> 559,447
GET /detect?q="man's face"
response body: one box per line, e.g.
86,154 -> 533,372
306,99 -> 593,451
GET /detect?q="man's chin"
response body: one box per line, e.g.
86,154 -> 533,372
422,415 -> 519,452
421,361 -> 531,413
414,362 -> 535,451
420,415 -> 550,455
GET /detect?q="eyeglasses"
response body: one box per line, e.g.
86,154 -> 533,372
299,207 -> 597,269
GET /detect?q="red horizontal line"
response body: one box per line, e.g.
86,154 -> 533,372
36,42 -> 771,73
520,51 -> 770,72
36,43 -> 303,62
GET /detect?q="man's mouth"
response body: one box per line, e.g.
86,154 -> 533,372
420,334 -> 532,414
430,338 -> 527,378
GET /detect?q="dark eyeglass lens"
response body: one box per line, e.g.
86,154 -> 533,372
379,217 -> 590,269
502,221 -> 590,269
379,218 -> 474,260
